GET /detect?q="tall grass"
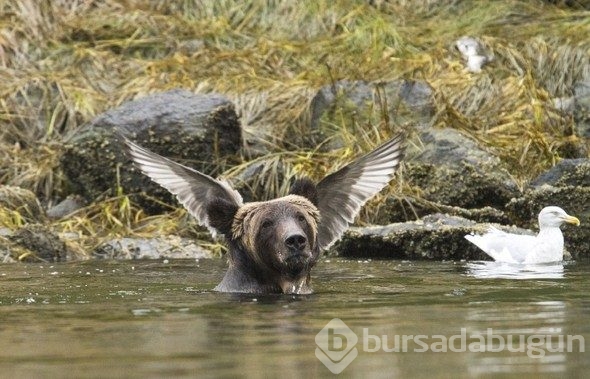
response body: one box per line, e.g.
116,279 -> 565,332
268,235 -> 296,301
0,0 -> 588,254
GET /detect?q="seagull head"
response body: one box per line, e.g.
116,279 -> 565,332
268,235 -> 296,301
538,206 -> 580,228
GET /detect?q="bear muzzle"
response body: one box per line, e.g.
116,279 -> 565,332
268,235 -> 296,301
285,233 -> 308,253
283,233 -> 312,264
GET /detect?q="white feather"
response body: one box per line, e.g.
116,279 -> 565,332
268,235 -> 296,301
465,206 -> 580,264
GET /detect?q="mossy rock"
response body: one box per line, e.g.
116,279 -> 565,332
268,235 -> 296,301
334,214 -> 491,260
404,161 -> 518,209
530,158 -> 590,188
306,79 -> 434,151
92,235 -> 214,260
506,185 -> 590,258
0,185 -> 45,224
6,224 -> 82,262
60,90 -> 242,213
375,197 -> 511,225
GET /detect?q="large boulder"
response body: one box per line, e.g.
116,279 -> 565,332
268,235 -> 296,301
3,224 -> 84,262
404,127 -> 520,209
375,126 -> 521,223
60,90 -> 242,213
92,235 -> 215,260
343,161 -> 588,262
505,185 -> 590,258
306,79 -> 435,150
530,158 -> 590,188
506,158 -> 590,258
334,213 -> 496,260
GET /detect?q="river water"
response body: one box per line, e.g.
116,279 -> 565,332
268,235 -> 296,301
0,257 -> 588,378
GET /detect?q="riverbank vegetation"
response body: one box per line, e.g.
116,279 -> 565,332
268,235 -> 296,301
1,0 -> 588,259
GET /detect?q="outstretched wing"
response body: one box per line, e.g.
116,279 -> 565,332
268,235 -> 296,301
316,133 -> 405,250
123,136 -> 243,235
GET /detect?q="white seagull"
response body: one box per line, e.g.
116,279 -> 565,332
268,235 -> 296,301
465,206 -> 580,264
455,36 -> 492,73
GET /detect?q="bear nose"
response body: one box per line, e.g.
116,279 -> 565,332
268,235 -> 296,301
285,234 -> 307,252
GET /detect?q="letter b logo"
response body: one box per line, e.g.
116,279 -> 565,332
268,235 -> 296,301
328,328 -> 348,351
315,318 -> 358,374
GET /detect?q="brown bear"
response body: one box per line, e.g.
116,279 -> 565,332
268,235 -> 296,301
123,133 -> 404,294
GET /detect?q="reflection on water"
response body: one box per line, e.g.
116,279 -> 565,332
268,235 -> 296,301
465,300 -> 578,375
0,258 -> 588,378
466,261 -> 566,279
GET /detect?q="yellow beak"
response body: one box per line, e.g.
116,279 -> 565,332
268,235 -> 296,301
564,215 -> 580,226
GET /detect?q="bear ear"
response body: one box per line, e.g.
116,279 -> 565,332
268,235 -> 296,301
289,178 -> 319,206
206,197 -> 239,237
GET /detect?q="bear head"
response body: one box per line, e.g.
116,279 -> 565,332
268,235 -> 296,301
207,194 -> 321,293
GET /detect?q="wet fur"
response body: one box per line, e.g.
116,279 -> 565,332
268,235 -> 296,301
209,194 -> 321,294
289,178 -> 319,206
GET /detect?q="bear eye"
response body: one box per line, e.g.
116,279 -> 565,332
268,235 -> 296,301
261,219 -> 274,229
297,213 -> 307,224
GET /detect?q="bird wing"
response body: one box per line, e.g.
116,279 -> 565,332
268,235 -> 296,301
465,226 -> 537,263
315,133 -> 405,251
123,137 -> 243,236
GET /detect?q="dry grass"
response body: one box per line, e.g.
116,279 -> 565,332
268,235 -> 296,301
0,0 -> 588,256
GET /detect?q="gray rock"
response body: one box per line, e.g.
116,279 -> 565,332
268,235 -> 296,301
530,158 -> 590,188
309,80 -> 373,131
574,80 -> 590,138
398,80 -> 435,114
5,224 -> 83,262
93,235 -> 214,260
307,80 -> 373,150
403,161 -> 519,210
410,127 -> 497,166
333,213 -> 493,260
375,198 -> 511,225
400,127 -> 520,211
60,90 -> 242,213
307,79 -> 434,150
506,185 -> 590,258
46,195 -> 86,219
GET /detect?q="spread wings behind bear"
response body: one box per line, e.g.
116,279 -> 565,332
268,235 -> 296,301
314,133 -> 404,250
122,136 -> 243,237
123,133 -> 405,250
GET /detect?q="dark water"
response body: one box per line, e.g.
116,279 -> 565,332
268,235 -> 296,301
1,257 -> 588,378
